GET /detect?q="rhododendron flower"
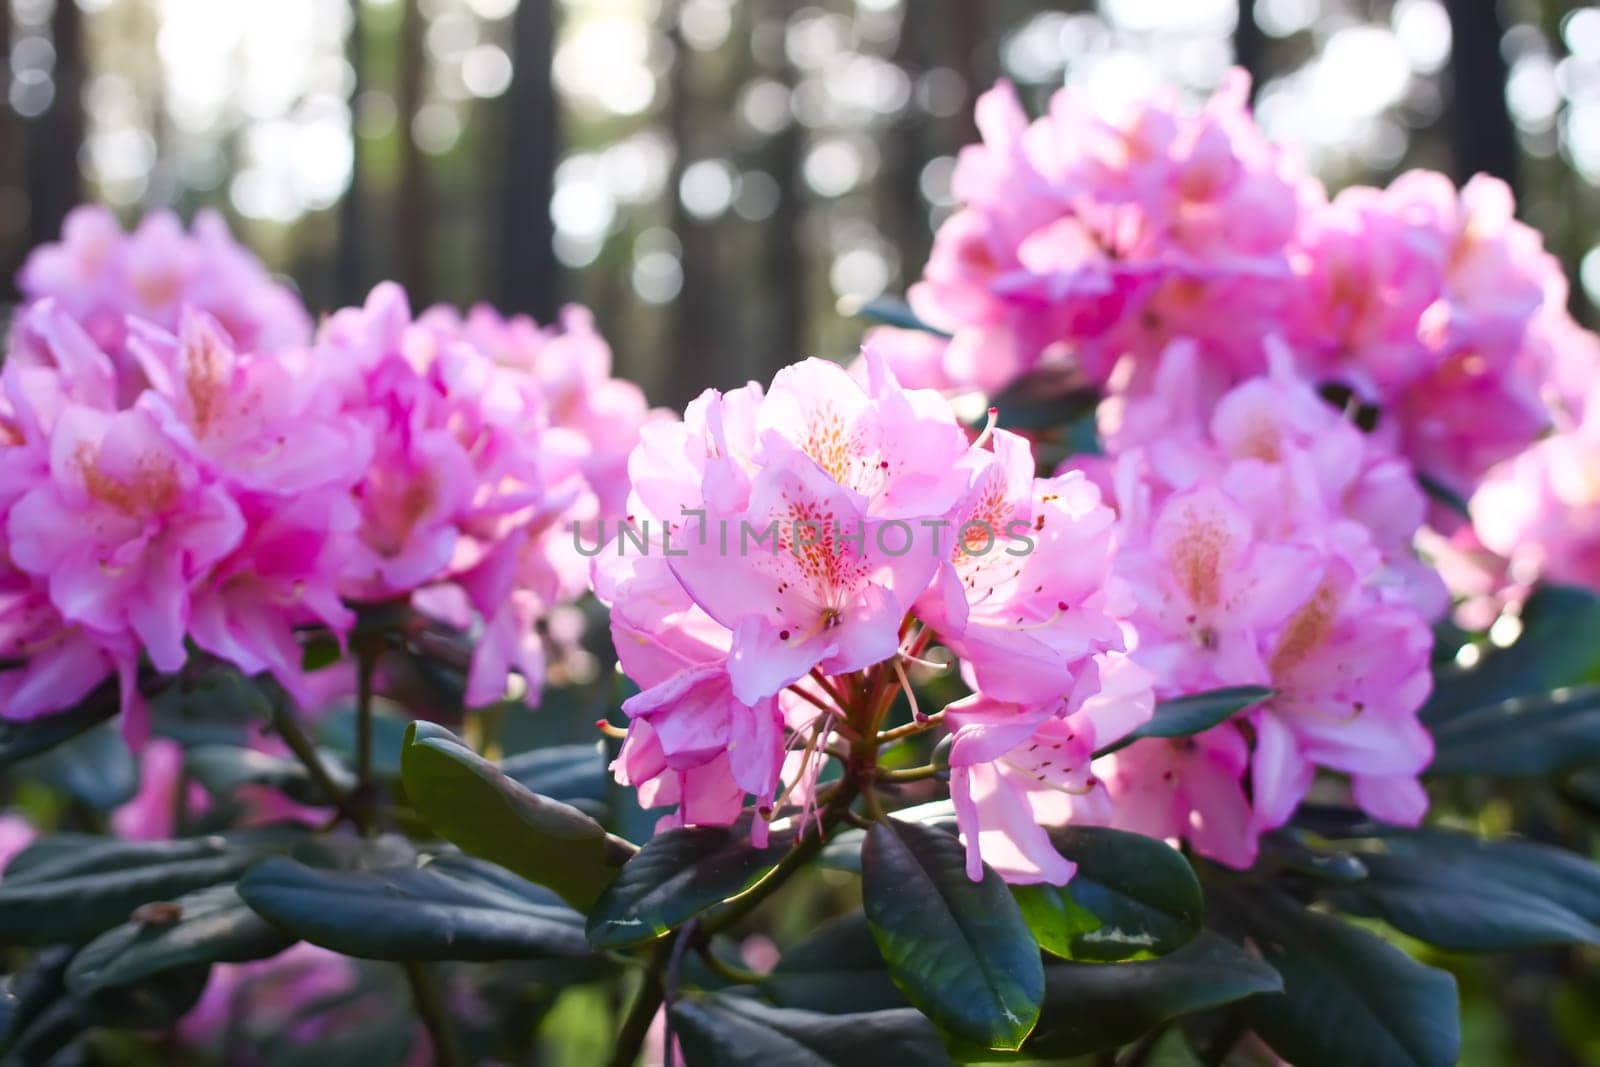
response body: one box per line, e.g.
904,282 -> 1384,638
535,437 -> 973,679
16,206 -> 311,400
599,354 -> 1145,874
872,70 -> 1314,395
1086,350 -> 1438,866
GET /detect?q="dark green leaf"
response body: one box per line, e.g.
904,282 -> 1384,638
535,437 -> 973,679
0,687 -> 118,769
65,884 -> 292,993
501,742 -> 609,806
1227,887 -> 1460,1067
1427,684 -> 1600,777
1323,829 -> 1600,951
670,994 -> 952,1067
1016,932 -> 1283,1059
0,828 -> 305,946
1013,825 -> 1202,961
1094,686 -> 1272,757
861,816 -> 1042,1051
401,722 -> 632,911
12,722 -> 138,809
1417,473 -> 1471,522
186,743 -> 354,805
853,297 -> 951,338
237,852 -> 593,961
764,912 -> 906,1014
989,364 -> 1101,434
1424,584 -> 1600,728
588,825 -> 792,949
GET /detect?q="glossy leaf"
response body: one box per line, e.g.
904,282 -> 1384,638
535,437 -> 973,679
1424,584 -> 1600,728
1013,825 -> 1202,961
12,722 -> 138,810
1427,684 -> 1600,778
1227,887 -> 1460,1067
1017,932 -> 1283,1059
861,816 -> 1042,1051
1324,829 -> 1600,950
670,994 -> 952,1067
1094,686 -> 1272,757
764,912 -> 906,1014
0,687 -> 118,769
587,825 -> 793,949
237,852 -> 593,962
853,297 -> 951,337
400,721 -> 633,911
65,884 -> 291,993
501,742 -> 610,806
0,828 -> 305,945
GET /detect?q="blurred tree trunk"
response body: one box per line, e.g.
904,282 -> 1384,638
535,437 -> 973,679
760,0 -> 805,374
395,0 -> 428,301
338,0 -> 366,306
496,0 -> 559,321
880,5 -> 927,305
1443,0 -> 1517,191
1233,0 -> 1265,102
664,2 -> 722,407
26,0 -> 83,249
1,0 -> 20,303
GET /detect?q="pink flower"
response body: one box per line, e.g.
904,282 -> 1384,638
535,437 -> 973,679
0,814 -> 37,877
111,737 -> 208,841
7,403 -> 244,674
948,652 -> 1153,883
879,70 -> 1316,395
17,206 -> 311,401
1090,354 -> 1438,865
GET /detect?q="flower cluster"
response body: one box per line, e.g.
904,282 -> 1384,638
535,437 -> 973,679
16,206 -> 313,402
873,71 -> 1582,502
2,215 -> 655,741
1087,346 -> 1439,867
597,354 -> 1153,883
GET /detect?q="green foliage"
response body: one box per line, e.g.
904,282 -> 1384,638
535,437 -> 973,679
1012,825 -> 1203,961
1095,686 -> 1274,757
587,824 -> 794,949
237,852 -> 595,962
861,816 -> 1043,1052
399,721 -> 633,911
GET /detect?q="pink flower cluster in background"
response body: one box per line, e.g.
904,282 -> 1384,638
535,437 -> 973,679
1,209 -> 657,740
871,70 -> 1590,505
1088,346 -> 1438,866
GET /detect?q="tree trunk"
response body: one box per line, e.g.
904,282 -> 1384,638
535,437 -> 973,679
26,0 -> 84,249
395,0 -> 428,301
337,0 -> 366,306
1443,0 -> 1517,191
496,0 -> 559,321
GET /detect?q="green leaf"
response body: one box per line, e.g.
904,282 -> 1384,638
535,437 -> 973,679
12,722 -> 137,810
1323,829 -> 1600,951
186,743 -> 355,805
1013,826 -> 1202,961
1417,472 -> 1471,522
764,912 -> 907,1014
1015,932 -> 1283,1059
0,687 -> 118,769
670,994 -> 953,1067
237,852 -> 594,962
1427,684 -> 1600,777
587,825 -> 793,949
1226,887 -> 1460,1067
861,816 -> 1042,1051
501,742 -> 610,806
0,828 -> 305,946
989,364 -> 1101,434
1424,584 -> 1600,728
400,722 -> 633,911
853,297 -> 951,338
64,884 -> 292,993
1094,686 -> 1272,757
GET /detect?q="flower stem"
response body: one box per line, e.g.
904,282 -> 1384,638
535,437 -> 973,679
404,960 -> 467,1067
607,940 -> 674,1067
876,763 -> 943,783
269,699 -> 367,832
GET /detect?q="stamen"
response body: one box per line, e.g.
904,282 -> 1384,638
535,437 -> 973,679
972,406 -> 1000,449
893,656 -> 926,723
